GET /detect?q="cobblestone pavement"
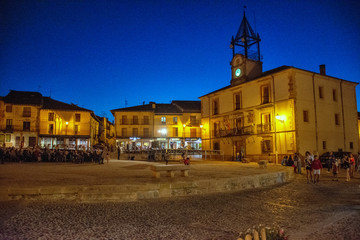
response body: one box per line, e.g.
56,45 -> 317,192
0,170 -> 359,240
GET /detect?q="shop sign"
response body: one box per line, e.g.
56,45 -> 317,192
130,137 -> 140,141
170,138 -> 180,141
156,138 -> 166,141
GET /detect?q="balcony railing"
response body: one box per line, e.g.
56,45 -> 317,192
213,126 -> 255,138
256,124 -> 272,133
5,125 -> 14,133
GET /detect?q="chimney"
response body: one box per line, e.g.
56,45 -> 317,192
149,101 -> 156,109
319,64 -> 326,75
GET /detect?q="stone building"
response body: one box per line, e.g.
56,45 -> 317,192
199,13 -> 358,162
0,90 -> 96,149
111,101 -> 202,150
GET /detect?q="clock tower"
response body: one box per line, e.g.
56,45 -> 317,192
230,11 -> 262,86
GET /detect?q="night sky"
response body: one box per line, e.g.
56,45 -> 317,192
1,0 -> 360,121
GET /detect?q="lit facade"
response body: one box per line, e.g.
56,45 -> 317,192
0,90 -> 96,149
111,101 -> 202,150
199,14 -> 358,162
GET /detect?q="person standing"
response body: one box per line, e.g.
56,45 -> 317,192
349,153 -> 355,178
295,152 -> 301,174
343,155 -> 351,182
311,155 -> 322,183
117,146 -> 121,160
328,152 -> 335,173
332,158 -> 339,181
305,151 -> 313,183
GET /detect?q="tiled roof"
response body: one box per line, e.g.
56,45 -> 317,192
111,101 -> 201,115
172,101 -> 201,113
2,90 -> 43,105
42,97 -> 92,112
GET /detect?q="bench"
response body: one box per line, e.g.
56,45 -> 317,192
150,164 -> 190,178
258,160 -> 268,168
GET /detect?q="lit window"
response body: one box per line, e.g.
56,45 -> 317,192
173,117 -> 178,124
161,117 -> 166,124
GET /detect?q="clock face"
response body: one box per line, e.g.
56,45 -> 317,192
235,68 -> 241,77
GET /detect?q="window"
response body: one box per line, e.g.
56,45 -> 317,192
213,142 -> 220,150
173,117 -> 178,124
261,138 -> 273,153
173,127 -> 178,137
190,128 -> 196,138
121,128 -> 127,137
332,89 -> 337,101
132,128 -> 138,137
234,92 -> 242,110
143,116 -> 149,125
49,124 -> 54,134
190,116 -> 197,125
133,116 -> 138,125
303,110 -> 309,122
23,121 -> 30,131
143,128 -> 149,137
0,134 -> 4,142
161,117 -> 166,124
235,117 -> 244,133
6,105 -> 12,112
319,86 -> 324,99
335,114 -> 340,125
213,99 -> 219,115
322,141 -> 326,150
23,107 -> 31,117
75,113 -> 81,122
6,119 -> 12,128
122,115 -> 127,125
29,137 -> 36,147
75,125 -> 79,134
261,85 -> 270,104
5,134 -> 11,142
261,113 -> 271,132
213,122 -> 220,137
48,112 -> 54,121
350,142 -> 353,150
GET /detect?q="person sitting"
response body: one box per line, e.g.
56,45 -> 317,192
281,156 -> 288,166
287,156 -> 294,167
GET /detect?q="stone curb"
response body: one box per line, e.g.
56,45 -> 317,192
1,169 -> 293,202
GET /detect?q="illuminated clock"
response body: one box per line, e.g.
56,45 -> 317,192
235,68 -> 241,77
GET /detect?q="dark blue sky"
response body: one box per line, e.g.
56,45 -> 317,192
1,0 -> 360,121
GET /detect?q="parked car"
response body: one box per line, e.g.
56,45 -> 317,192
319,151 -> 351,168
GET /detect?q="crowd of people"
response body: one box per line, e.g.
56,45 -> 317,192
0,146 -> 111,164
281,151 -> 360,183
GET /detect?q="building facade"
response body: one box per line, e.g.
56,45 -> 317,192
0,90 -> 96,149
199,14 -> 358,162
111,101 -> 202,150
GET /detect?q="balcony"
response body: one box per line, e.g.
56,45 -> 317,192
256,124 -> 272,133
5,125 -> 14,133
213,126 -> 255,138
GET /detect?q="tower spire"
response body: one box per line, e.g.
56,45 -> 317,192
230,10 -> 261,61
